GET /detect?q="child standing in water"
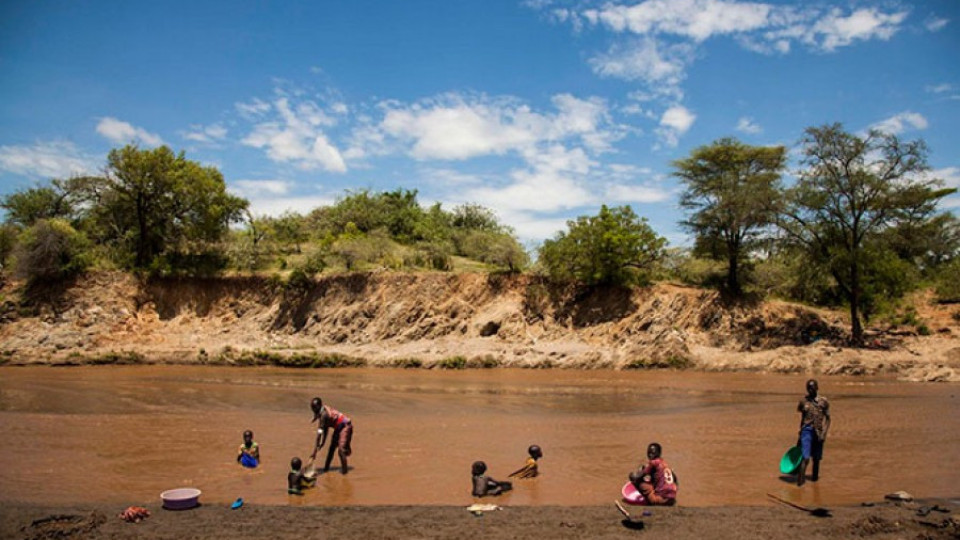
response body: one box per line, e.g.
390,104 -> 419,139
237,430 -> 260,468
471,461 -> 512,497
509,445 -> 543,478
287,457 -> 316,495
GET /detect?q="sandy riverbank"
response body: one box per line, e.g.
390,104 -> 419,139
4,500 -> 959,540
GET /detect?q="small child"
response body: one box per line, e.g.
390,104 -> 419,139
509,445 -> 542,479
237,430 -> 260,468
628,442 -> 678,506
471,461 -> 512,497
288,457 -> 316,495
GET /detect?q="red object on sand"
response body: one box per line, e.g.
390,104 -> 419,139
621,482 -> 647,505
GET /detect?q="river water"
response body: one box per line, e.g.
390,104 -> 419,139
0,366 -> 957,508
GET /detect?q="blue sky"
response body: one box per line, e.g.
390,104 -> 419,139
1,0 -> 958,246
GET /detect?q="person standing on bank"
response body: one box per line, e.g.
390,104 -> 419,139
796,379 -> 830,486
310,397 -> 353,474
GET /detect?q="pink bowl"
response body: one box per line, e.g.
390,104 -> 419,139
621,482 -> 647,506
161,488 -> 201,510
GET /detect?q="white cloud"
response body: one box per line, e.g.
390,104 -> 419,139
929,167 -> 960,189
925,16 -> 949,32
870,111 -> 928,135
382,97 -> 539,161
236,98 -> 272,118
926,83 -> 954,94
805,8 -> 908,52
585,0 -> 771,42
460,145 -> 596,213
183,123 -> 228,143
736,116 -> 762,134
95,117 -> 163,146
589,37 -> 693,89
503,212 -> 571,242
549,1 -> 911,105
244,195 -> 335,217
420,167 -> 485,187
656,105 -> 696,146
241,97 -> 347,172
230,179 -> 293,197
379,93 -> 619,161
928,167 -> 960,210
604,183 -> 671,203
0,140 -> 99,179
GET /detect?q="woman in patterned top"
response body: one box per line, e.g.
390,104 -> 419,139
796,379 -> 830,486
310,396 -> 354,474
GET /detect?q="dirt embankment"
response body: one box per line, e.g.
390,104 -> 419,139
1,271 -> 958,381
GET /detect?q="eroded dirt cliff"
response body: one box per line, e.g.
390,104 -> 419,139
1,271 -> 958,380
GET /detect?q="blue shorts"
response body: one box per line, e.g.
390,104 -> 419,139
800,425 -> 824,460
240,453 -> 259,468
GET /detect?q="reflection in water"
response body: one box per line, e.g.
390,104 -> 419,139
0,366 -> 957,507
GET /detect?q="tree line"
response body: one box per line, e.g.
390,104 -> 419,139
2,123 -> 958,344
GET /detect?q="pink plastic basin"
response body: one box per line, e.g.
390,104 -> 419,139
161,488 -> 201,510
621,482 -> 647,506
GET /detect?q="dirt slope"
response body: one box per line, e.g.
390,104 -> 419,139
1,271 -> 958,381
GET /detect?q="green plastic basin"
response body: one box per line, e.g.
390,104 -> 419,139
780,446 -> 802,474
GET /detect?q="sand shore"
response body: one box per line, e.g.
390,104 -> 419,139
4,499 -> 958,540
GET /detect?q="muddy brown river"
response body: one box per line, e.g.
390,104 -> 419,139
0,366 -> 957,508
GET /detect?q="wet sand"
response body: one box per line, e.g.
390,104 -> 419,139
4,500 -> 959,540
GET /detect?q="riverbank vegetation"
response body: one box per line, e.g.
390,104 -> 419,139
1,123 -> 957,345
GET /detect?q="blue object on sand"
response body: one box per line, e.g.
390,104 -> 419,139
780,446 -> 803,474
240,454 -> 258,468
231,498 -> 244,510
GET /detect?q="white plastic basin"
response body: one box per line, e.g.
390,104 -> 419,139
161,488 -> 202,510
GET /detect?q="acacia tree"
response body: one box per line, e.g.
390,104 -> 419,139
83,145 -> 248,268
673,138 -> 786,295
539,205 -> 666,286
779,124 -> 954,345
0,178 -> 80,227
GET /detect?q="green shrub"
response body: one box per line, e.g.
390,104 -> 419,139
437,355 -> 467,369
624,355 -> 692,370
13,219 -> 91,283
0,223 -> 18,270
390,357 -> 423,368
539,205 -> 665,286
935,260 -> 960,303
467,355 -> 500,368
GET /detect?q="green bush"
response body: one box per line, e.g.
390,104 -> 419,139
0,224 -> 18,270
539,205 -> 666,286
467,355 -> 501,368
13,219 -> 91,283
390,357 -> 423,368
437,355 -> 467,369
934,260 -> 960,303
624,355 -> 693,370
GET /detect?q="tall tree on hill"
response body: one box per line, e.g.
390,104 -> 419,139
779,124 -> 955,345
673,138 -> 786,296
83,145 -> 248,268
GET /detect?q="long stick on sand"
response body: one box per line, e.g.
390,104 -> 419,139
767,493 -> 831,517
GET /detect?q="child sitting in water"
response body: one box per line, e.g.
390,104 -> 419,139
471,461 -> 512,497
509,445 -> 542,479
628,442 -> 678,506
288,457 -> 316,495
237,430 -> 260,468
